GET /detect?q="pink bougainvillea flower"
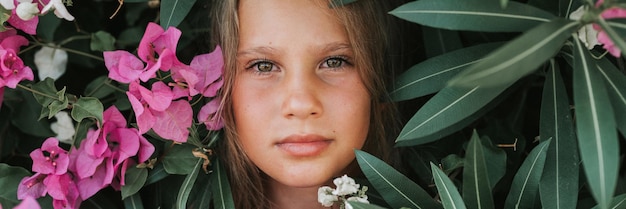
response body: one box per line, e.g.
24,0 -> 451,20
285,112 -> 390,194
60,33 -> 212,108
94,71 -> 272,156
152,100 -> 193,143
6,9 -> 38,34
127,81 -> 173,134
190,46 -> 224,97
41,0 -> 75,21
137,22 -> 181,73
74,159 -> 112,199
0,33 -> 33,88
169,63 -> 200,99
593,0 -> 626,57
104,50 -> 150,83
30,137 -> 70,175
70,137 -> 107,179
13,196 -> 41,209
17,173 -> 47,200
44,173 -> 81,209
198,97 -> 224,130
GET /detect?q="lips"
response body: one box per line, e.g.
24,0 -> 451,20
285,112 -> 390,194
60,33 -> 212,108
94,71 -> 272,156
276,134 -> 332,157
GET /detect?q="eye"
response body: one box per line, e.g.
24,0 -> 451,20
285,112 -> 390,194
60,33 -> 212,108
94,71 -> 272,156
321,56 -> 351,69
256,62 -> 274,72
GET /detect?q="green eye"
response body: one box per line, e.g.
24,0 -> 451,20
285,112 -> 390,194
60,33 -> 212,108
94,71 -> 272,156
325,58 -> 343,68
256,62 -> 274,72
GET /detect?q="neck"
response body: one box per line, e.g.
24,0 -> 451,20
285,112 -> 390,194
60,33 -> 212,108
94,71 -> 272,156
267,179 -> 336,209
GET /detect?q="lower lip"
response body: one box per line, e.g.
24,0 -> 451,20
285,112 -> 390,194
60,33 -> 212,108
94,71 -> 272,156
276,141 -> 331,157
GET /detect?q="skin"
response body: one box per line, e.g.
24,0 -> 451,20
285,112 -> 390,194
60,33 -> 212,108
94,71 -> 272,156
234,0 -> 371,207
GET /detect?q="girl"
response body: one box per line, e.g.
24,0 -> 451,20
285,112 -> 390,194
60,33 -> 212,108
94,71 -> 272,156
212,0 -> 399,208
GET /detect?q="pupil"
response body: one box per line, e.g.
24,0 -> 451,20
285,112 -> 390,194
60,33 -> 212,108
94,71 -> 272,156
327,59 -> 341,67
258,63 -> 272,72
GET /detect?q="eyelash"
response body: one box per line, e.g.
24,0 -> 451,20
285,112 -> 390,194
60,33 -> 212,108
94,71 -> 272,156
244,55 -> 353,75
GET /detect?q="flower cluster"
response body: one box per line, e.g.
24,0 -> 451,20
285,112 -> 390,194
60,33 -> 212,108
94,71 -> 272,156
104,22 -> 224,143
0,0 -> 73,35
16,106 -> 155,208
570,0 -> 626,57
318,175 -> 370,209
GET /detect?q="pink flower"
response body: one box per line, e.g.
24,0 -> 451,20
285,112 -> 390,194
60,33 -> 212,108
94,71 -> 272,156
0,31 -> 33,88
44,173 -> 81,209
169,63 -> 200,99
103,50 -> 151,83
191,46 -> 224,98
29,137 -> 70,175
13,196 -> 41,209
127,81 -> 173,134
198,96 -> 224,130
594,0 -> 626,57
152,100 -> 193,143
137,22 -> 181,74
6,9 -> 38,34
17,173 -> 47,200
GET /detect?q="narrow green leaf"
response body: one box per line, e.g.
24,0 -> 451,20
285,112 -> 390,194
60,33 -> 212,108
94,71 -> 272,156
390,43 -> 501,101
211,158 -> 235,209
346,201 -> 388,209
390,0 -> 554,32
504,139 -> 551,209
395,85 -> 507,146
539,62 -> 579,209
596,58 -> 626,138
463,131 -> 497,209
160,0 -> 196,28
449,19 -> 579,88
572,38 -> 619,209
431,162 -> 466,209
123,193 -> 145,209
176,158 -> 202,209
70,97 -> 103,125
440,154 -> 464,174
121,166 -> 148,199
591,193 -> 626,209
355,150 -> 441,209
145,162 -> 169,186
162,143 -> 198,175
0,164 -> 31,208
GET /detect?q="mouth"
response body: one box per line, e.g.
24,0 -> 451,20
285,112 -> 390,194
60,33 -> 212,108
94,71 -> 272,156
276,134 -> 332,157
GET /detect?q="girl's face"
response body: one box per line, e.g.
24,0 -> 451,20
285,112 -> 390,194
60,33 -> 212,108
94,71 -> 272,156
233,0 -> 371,188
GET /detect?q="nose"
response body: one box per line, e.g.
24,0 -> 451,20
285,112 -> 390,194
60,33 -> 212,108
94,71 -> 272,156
281,71 -> 323,119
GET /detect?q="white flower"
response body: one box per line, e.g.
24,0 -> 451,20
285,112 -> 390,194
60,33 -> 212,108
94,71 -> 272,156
41,0 -> 74,21
0,0 -> 15,10
569,5 -> 599,50
35,46 -> 68,80
333,175 -> 360,196
15,1 -> 39,20
318,186 -> 338,207
347,196 -> 369,204
50,111 -> 75,144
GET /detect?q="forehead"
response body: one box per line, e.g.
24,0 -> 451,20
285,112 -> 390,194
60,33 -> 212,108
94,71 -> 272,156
237,0 -> 350,52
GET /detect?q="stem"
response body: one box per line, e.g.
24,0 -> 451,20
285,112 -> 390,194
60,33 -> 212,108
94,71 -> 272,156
58,35 -> 91,46
17,83 -> 59,101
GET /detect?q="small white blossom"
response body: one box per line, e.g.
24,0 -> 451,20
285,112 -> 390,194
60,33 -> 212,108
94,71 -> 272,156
318,186 -> 338,207
333,175 -> 360,196
35,46 -> 68,80
0,0 -> 14,10
15,1 -> 39,20
569,5 -> 599,50
50,111 -> 75,144
347,196 -> 369,204
41,0 -> 74,21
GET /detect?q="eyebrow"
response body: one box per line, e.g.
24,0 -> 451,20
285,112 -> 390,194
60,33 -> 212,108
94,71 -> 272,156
236,42 -> 352,57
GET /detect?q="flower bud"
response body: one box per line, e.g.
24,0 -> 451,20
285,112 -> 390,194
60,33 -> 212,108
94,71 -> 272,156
15,2 -> 39,21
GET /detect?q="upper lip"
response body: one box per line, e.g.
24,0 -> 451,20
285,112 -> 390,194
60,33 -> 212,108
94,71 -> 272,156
277,134 -> 331,144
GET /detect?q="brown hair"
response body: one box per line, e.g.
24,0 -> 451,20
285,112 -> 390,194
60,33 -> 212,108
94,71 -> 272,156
211,0 -> 398,208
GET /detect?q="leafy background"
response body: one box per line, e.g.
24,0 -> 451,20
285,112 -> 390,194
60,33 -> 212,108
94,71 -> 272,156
1,0 -> 625,208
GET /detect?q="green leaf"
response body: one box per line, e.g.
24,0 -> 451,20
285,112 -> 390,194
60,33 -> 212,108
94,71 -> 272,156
70,97 -> 103,125
176,158 -> 202,209
73,118 -> 95,147
592,193 -> 626,209
504,139 -> 551,209
347,201 -> 389,209
0,164 -> 31,209
4,88 -> 54,137
440,154 -> 464,174
395,85 -> 507,146
145,163 -> 170,186
84,76 -> 115,99
90,31 -> 116,51
123,193 -> 145,209
431,162 -> 466,209
187,169 -> 214,209
463,131 -> 498,209
539,61 -> 579,209
121,166 -> 148,199
599,18 -> 626,58
572,38 -> 619,209
390,42 -> 501,101
449,18 -> 579,88
162,143 -> 198,175
31,77 -> 61,107
390,0 -> 554,32
160,0 -> 197,28
36,12 -> 61,41
211,158 -> 235,209
596,58 -> 626,138
355,150 -> 441,209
